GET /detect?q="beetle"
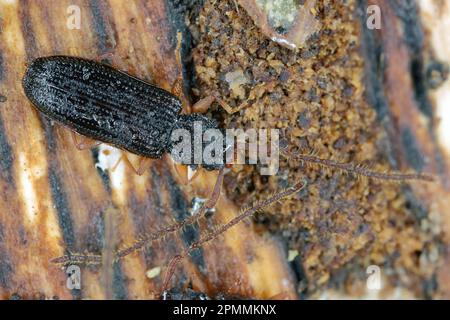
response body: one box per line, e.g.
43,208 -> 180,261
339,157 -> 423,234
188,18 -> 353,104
22,55 -> 225,173
22,55 -> 433,293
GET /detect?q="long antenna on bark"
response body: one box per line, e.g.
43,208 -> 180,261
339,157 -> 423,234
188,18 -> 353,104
161,179 -> 308,293
281,148 -> 434,182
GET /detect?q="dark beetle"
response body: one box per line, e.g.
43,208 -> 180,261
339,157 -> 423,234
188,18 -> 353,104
22,56 -> 222,170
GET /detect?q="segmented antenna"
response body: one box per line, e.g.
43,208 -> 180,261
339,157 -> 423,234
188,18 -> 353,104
116,168 -> 225,259
51,169 -> 226,266
281,148 -> 434,182
161,179 -> 308,292
50,252 -> 102,266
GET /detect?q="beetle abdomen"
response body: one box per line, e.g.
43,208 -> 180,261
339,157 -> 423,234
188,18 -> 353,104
22,56 -> 182,158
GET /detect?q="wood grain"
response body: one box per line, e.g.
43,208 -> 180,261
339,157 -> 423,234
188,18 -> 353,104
362,0 -> 450,298
0,0 -> 296,300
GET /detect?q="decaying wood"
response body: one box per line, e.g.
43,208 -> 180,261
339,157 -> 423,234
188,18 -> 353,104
0,0 -> 449,300
413,0 -> 450,298
361,0 -> 450,298
191,0 -> 450,299
0,0 -> 296,299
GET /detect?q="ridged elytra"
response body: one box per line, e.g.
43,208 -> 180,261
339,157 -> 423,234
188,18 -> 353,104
22,55 -> 221,170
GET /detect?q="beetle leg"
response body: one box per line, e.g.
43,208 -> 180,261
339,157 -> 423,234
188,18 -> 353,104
161,178 -> 308,293
195,167 -> 224,216
171,76 -> 184,98
118,155 -> 152,176
135,158 -> 153,176
173,163 -> 200,185
161,255 -> 183,294
171,75 -> 193,113
173,163 -> 188,185
172,32 -> 185,99
214,95 -> 249,115
192,95 -> 249,114
191,96 -> 215,114
114,168 -> 225,264
71,131 -> 100,150
111,155 -> 123,172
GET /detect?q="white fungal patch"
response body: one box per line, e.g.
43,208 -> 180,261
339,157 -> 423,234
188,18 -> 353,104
146,266 -> 161,279
95,144 -> 118,172
96,144 -> 127,205
0,0 -> 17,5
257,0 -> 297,30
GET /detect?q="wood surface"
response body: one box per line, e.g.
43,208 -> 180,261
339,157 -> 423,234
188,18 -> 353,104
0,0 -> 449,300
0,0 -> 296,300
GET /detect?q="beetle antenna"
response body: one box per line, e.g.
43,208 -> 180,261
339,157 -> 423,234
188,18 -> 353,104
161,178 -> 308,293
116,167 -> 225,259
281,148 -> 434,182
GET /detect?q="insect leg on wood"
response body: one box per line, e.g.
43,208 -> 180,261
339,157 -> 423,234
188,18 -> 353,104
71,131 -> 101,150
111,154 -> 153,176
280,146 -> 434,183
160,179 -> 308,293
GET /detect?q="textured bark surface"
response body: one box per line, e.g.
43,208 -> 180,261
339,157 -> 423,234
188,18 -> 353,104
416,0 -> 450,298
0,0 -> 449,300
190,0 -> 450,299
361,0 -> 450,298
0,0 -> 296,300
